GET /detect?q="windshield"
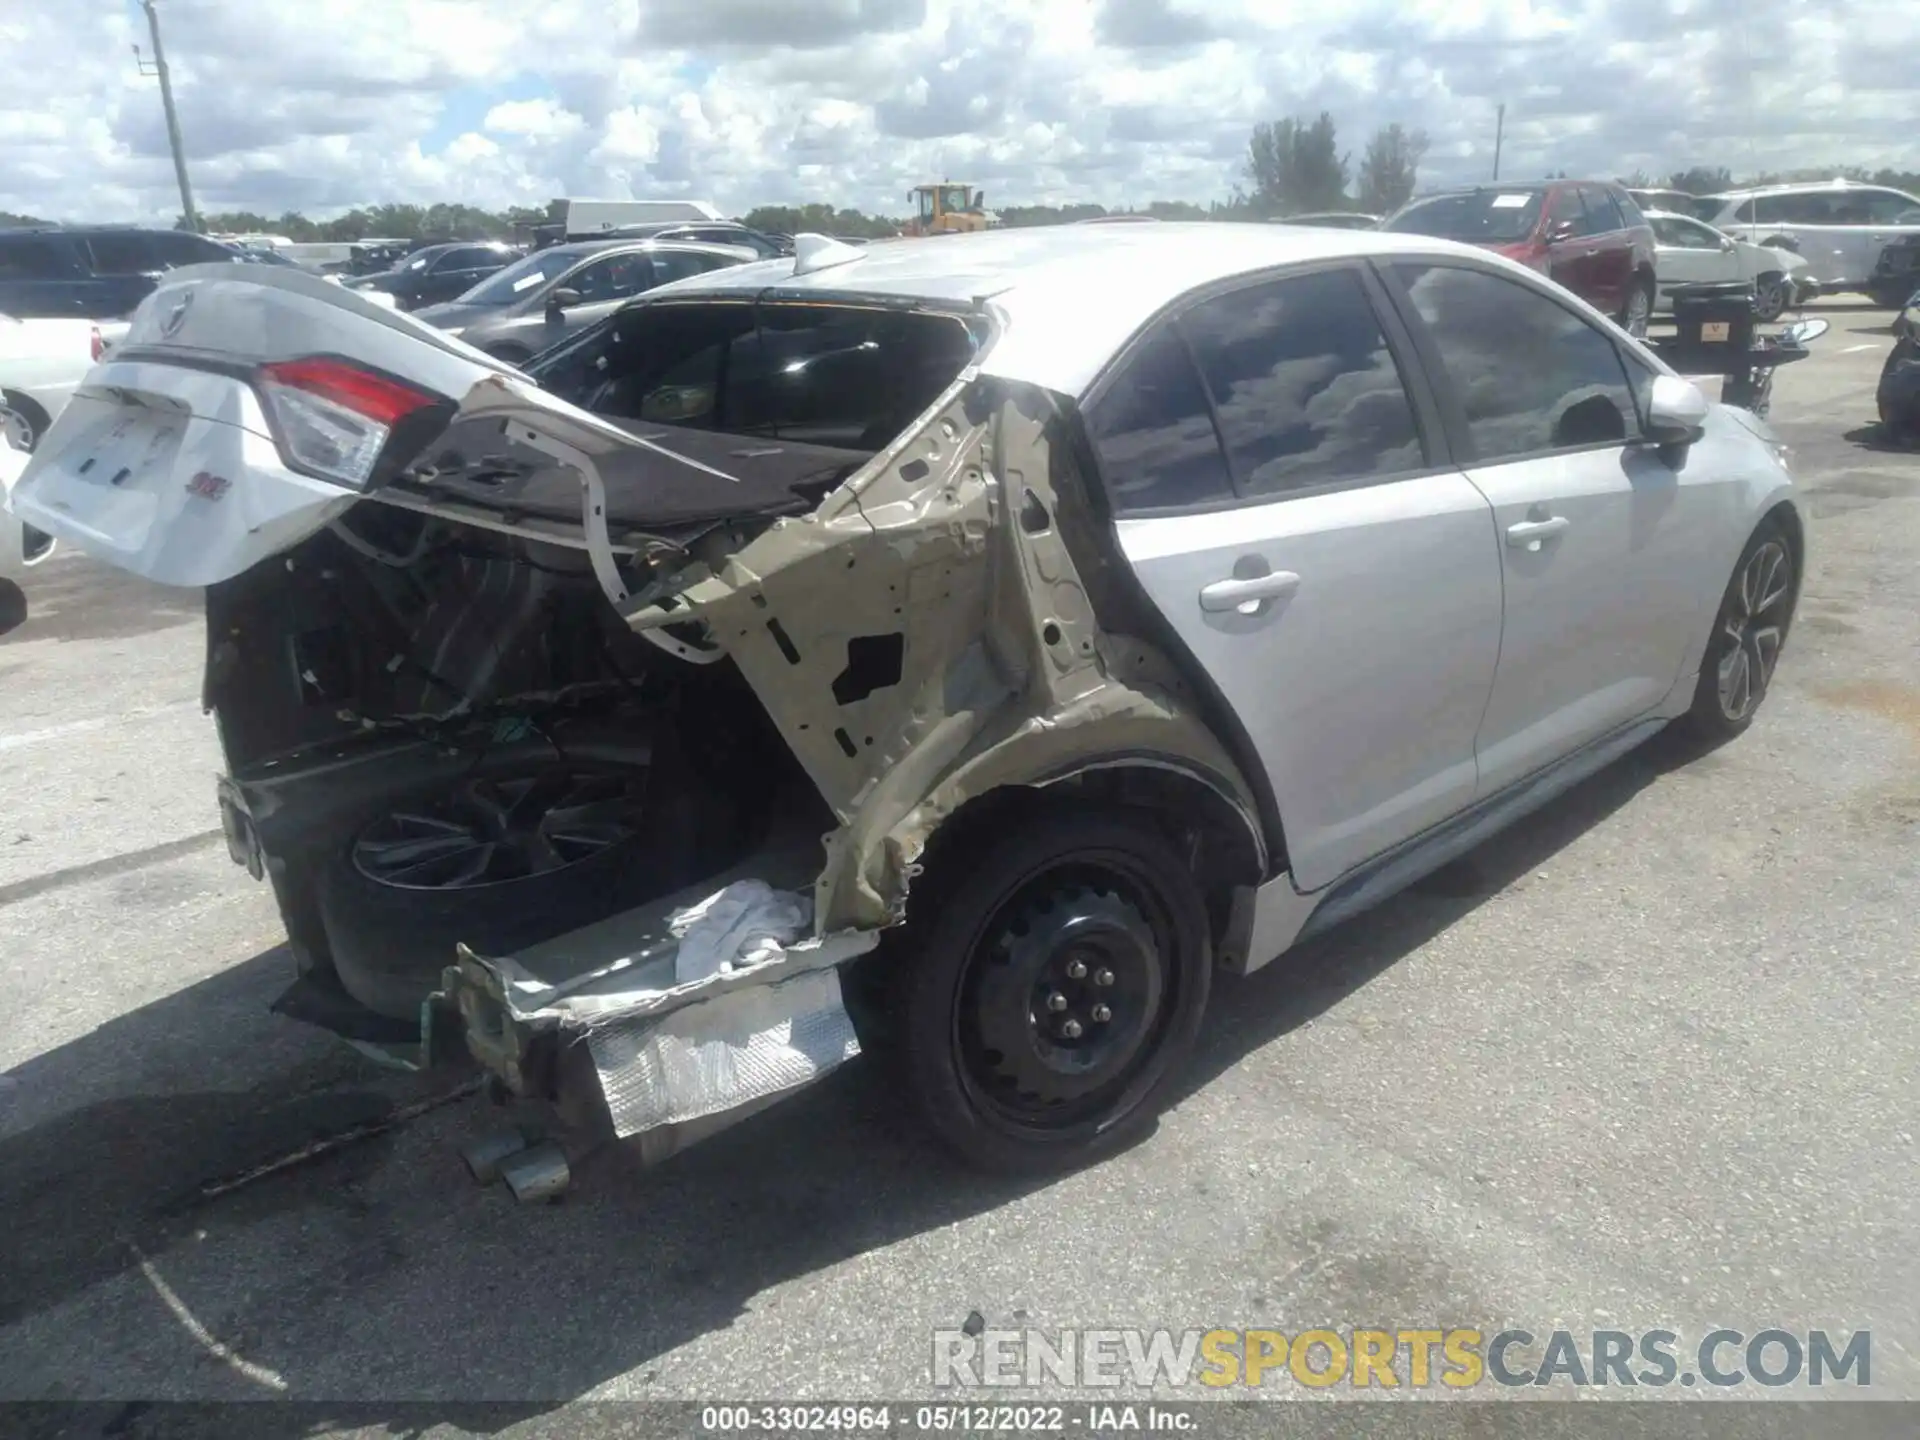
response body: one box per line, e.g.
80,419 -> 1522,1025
456,248 -> 585,305
1385,190 -> 1545,243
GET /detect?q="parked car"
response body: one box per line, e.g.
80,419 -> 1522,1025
1644,210 -> 1815,320
1,429 -> 52,625
1694,179 -> 1920,303
1880,288 -> 1920,441
344,241 -> 521,311
1382,180 -> 1659,335
601,220 -> 792,259
0,311 -> 109,451
0,225 -> 244,320
1277,211 -> 1383,230
1626,188 -> 1721,223
10,225 -> 1801,1176
1871,236 -> 1920,319
412,239 -> 757,363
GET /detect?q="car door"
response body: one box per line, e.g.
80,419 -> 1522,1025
79,232 -> 168,319
1543,187 -> 1606,308
1090,264 -> 1504,892
1384,260 -> 1714,796
1577,184 -> 1634,313
421,247 -> 495,305
524,250 -> 660,349
0,234 -> 90,318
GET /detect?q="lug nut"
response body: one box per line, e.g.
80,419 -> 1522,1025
1061,1018 -> 1084,1039
1092,1003 -> 1112,1023
1066,958 -> 1088,980
1047,991 -> 1068,1012
1094,968 -> 1115,987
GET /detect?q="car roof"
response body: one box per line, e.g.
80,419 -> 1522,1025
1708,179 -> 1918,200
625,221 -> 1503,397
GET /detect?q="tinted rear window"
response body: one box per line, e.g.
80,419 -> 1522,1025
0,235 -> 73,280
531,301 -> 984,452
1384,190 -> 1545,244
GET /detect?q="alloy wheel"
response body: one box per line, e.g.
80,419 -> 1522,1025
351,767 -> 647,890
0,406 -> 33,453
1753,276 -> 1789,324
1716,539 -> 1793,723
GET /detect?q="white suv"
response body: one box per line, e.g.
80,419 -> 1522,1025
1698,179 -> 1920,302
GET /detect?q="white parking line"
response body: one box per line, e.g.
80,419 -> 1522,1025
1840,343 -> 1883,353
0,701 -> 198,753
128,1239 -> 290,1392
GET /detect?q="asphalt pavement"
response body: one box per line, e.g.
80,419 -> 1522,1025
1,302 -> 1917,1429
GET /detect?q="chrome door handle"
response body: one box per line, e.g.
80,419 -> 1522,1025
1199,571 -> 1301,613
1506,516 -> 1570,547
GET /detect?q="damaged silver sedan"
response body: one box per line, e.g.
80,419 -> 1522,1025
10,224 -> 1802,1177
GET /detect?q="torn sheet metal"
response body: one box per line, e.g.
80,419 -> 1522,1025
622,375 -> 1268,934
587,966 -> 861,1139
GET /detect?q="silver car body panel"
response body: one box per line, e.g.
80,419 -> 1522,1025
9,226 -> 1802,1130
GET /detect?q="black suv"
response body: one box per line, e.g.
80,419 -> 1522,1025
0,225 -> 242,320
343,240 -> 520,310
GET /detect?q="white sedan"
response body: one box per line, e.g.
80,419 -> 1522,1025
1,429 -> 53,596
1646,210 -> 1813,322
0,312 -> 122,452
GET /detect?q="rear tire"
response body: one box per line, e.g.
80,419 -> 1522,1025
892,803 -> 1213,1174
1676,518 -> 1798,745
1619,276 -> 1654,338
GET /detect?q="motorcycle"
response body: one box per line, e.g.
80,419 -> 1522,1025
1878,287 -> 1920,442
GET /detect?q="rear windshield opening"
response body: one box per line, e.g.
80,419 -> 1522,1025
531,299 -> 986,455
1386,190 -> 1545,244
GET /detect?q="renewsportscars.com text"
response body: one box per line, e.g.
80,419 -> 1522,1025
930,1327 -> 1871,1390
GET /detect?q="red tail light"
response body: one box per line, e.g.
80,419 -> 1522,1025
256,357 -> 441,489
90,325 -> 104,362
259,358 -> 434,426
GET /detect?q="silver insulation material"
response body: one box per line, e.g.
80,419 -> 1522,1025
585,966 -> 862,1138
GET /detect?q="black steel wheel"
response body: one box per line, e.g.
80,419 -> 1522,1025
894,804 -> 1212,1173
1679,519 -> 1797,743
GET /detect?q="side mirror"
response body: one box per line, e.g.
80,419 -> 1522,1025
547,287 -> 583,315
1719,236 -> 1737,251
0,578 -> 25,638
1645,374 -> 1709,446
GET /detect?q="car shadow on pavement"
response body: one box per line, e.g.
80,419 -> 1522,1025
0,726 -> 1706,1423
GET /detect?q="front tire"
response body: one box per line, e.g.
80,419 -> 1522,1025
1677,519 -> 1798,744
1752,273 -> 1791,323
894,804 -> 1213,1174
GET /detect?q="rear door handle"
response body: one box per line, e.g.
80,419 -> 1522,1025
1199,571 -> 1301,613
1506,516 -> 1570,547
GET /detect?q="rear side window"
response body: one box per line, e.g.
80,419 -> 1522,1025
1087,324 -> 1234,513
1611,188 -> 1646,228
83,232 -> 158,275
150,232 -> 236,267
1178,269 -> 1424,496
1578,185 -> 1625,234
0,236 -> 74,280
433,247 -> 497,271
1394,262 -> 1640,462
539,301 -> 982,453
649,250 -> 729,285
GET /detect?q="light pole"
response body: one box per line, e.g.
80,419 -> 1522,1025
133,0 -> 200,233
1493,103 -> 1506,183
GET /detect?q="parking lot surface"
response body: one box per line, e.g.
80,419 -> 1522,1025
2,303 -> 1917,1423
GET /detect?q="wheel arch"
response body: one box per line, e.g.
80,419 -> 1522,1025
1762,496 -> 1805,584
0,388 -> 52,438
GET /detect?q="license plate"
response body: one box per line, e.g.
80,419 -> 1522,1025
1701,321 -> 1732,342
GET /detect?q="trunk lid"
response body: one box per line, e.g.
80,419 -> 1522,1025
8,264 -> 839,591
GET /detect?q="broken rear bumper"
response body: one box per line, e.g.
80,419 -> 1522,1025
435,875 -> 880,1148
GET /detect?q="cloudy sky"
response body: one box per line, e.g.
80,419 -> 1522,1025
1,0 -> 1913,224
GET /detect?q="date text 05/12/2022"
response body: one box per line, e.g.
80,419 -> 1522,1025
699,1405 -> 1193,1432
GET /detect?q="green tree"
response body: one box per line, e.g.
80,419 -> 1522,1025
1355,124 -> 1430,213
1247,112 -> 1349,216
1669,166 -> 1734,195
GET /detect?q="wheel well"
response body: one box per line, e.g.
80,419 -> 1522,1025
0,389 -> 50,434
1763,499 -> 1805,581
906,770 -> 1266,916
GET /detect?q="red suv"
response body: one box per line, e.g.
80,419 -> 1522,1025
1382,180 -> 1659,336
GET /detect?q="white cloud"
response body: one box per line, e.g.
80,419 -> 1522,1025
0,0 -> 1915,225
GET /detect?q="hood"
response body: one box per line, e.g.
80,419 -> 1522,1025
412,301 -> 498,331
